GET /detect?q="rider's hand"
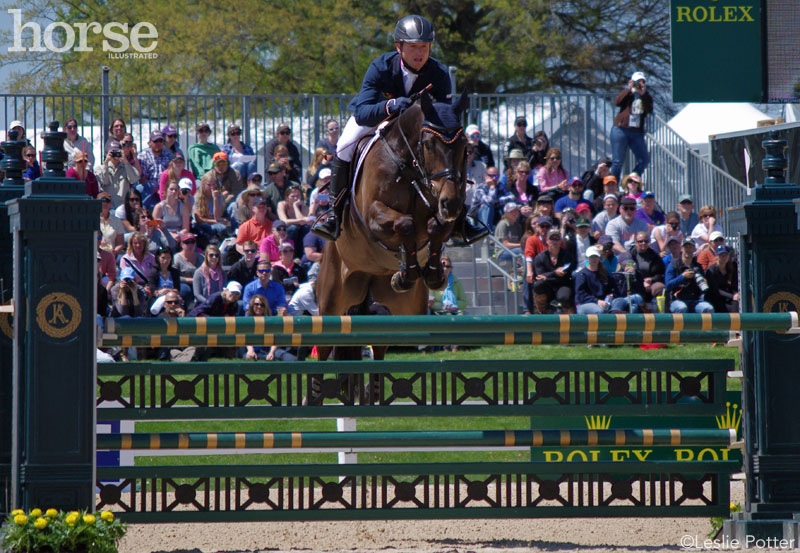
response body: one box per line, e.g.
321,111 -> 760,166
386,97 -> 411,116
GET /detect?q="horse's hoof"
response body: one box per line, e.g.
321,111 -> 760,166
391,272 -> 412,293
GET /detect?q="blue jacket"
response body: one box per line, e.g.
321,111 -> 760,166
574,267 -> 622,305
348,52 -> 452,127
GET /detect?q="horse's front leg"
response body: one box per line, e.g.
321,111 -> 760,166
422,216 -> 449,291
367,201 -> 420,292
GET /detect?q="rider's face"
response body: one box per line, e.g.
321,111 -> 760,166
396,42 -> 431,72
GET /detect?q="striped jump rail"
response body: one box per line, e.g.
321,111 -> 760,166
101,330 -> 733,348
104,312 -> 800,337
97,428 -> 736,451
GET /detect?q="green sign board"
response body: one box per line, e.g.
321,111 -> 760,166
671,0 -> 763,102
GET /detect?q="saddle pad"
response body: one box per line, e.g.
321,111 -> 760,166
351,120 -> 391,196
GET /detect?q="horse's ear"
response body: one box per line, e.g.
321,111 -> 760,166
398,102 -> 423,137
453,89 -> 469,115
419,92 -> 435,118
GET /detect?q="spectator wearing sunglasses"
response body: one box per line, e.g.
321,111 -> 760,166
200,150 -> 243,208
605,196 -> 649,254
536,147 -> 569,197
506,115 -> 533,159
242,259 -> 287,315
227,240 -> 260,286
271,241 -> 307,296
469,167 -> 502,232
173,233 -> 203,290
465,124 -> 495,168
161,125 -> 184,159
63,118 -> 95,169
192,244 -> 226,305
96,139 -> 140,208
138,130 -> 174,210
315,119 -> 340,157
188,121 -> 220,178
243,294 -> 296,361
157,151 -> 195,201
223,123 -> 257,181
66,150 -> 99,197
264,123 -> 302,182
21,146 -> 40,181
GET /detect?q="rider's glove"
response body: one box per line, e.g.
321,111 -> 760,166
385,97 -> 412,116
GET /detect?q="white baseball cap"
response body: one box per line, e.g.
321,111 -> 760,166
586,246 -> 601,258
318,167 -> 332,180
178,177 -> 193,190
225,281 -> 243,294
631,71 -> 646,82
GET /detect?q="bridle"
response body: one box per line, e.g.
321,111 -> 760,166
380,117 -> 466,221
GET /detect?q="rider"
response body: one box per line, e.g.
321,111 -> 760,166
311,14 -> 487,244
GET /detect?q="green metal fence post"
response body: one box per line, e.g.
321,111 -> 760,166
0,129 -> 28,515
726,131 -> 800,539
7,121 -> 100,512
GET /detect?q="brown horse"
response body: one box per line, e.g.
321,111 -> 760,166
316,92 -> 469,362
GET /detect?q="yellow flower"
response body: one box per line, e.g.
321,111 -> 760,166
14,514 -> 28,525
83,514 -> 96,524
45,508 -> 58,518
100,510 -> 115,522
66,513 -> 79,526
11,509 -> 24,516
34,517 -> 48,530
29,508 -> 42,517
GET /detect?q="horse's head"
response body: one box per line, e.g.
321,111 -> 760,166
405,91 -> 469,223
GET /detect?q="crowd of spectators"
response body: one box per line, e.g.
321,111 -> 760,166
466,120 -> 736,316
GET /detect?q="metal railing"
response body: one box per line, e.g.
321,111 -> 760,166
464,235 -> 524,315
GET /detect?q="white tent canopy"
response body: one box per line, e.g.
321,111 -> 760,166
666,103 -> 771,155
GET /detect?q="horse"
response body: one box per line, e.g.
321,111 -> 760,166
315,91 -> 469,367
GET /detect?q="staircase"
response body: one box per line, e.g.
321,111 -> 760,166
444,242 -> 523,315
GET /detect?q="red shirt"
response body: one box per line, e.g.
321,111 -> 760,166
237,216 -> 272,245
66,167 -> 99,197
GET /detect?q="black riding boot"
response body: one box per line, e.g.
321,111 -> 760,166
311,156 -> 349,241
453,212 -> 489,245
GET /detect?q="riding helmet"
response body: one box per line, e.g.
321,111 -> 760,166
393,15 -> 435,43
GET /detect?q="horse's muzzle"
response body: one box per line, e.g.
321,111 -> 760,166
438,194 -> 462,223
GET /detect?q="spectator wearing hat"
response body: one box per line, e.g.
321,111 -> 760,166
597,235 -> 620,274
110,266 -> 149,319
634,190 -> 665,230
554,177 -> 591,217
464,140 -> 487,192
265,123 -> 302,182
259,219 -> 288,262
227,240 -> 260,287
628,230 -> 666,305
564,216 -> 595,269
705,245 -> 739,313
22,146 -> 40,181
610,71 -> 652,181
466,124 -> 495,168
499,148 -> 528,188
690,205 -> 723,250
222,123 -> 257,181
697,230 -> 726,270
242,259 -> 287,315
8,120 -> 30,144
200,151 -> 243,208
580,157 -> 612,204
301,227 -> 325,273
66,150 -> 99,197
97,191 -> 125,257
272,241 -> 307,297
309,167 -> 332,212
316,119 -> 340,157
533,194 -> 555,221
63,118 -> 95,169
470,166 -> 502,232
507,115 -> 533,159
190,280 -> 242,317
522,216 -> 553,313
536,147 -> 569,197
605,197 -> 649,254
665,238 -> 714,314
236,195 -> 273,255
96,139 -> 140,208
532,227 -> 575,313
188,122 -> 220,178
494,202 -> 524,261
138,130 -> 174,210
591,193 -> 620,239
592,175 -> 620,213
677,194 -> 699,238
574,246 -> 638,314
161,125 -> 184,159
649,210 -> 684,256
661,235 -> 683,265
158,151 -> 196,201
173,233 -> 203,289
622,172 -> 644,205
264,161 -> 296,212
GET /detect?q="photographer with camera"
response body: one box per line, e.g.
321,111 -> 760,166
271,241 -> 307,298
610,71 -> 652,182
664,238 -> 714,314
96,140 -> 141,208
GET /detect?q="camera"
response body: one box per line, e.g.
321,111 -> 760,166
282,277 -> 299,287
110,151 -> 122,158
693,271 -> 709,293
